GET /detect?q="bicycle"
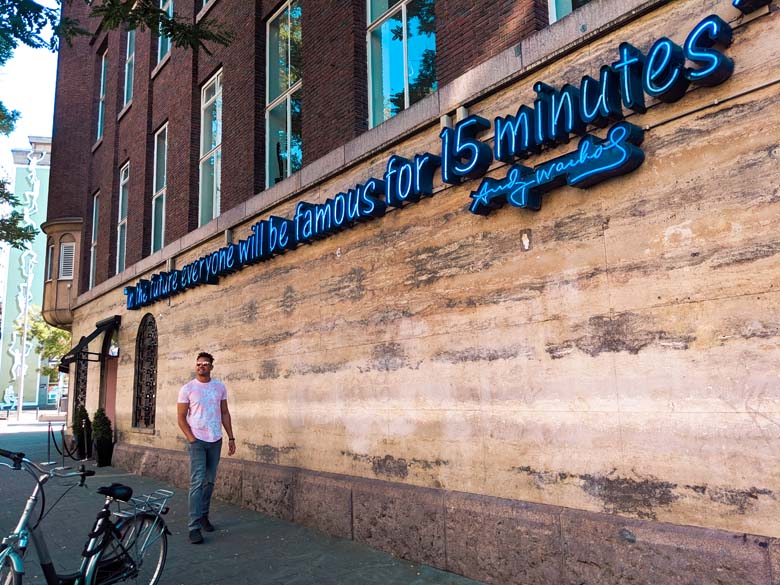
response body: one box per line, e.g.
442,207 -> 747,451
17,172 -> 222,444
0,447 -> 172,585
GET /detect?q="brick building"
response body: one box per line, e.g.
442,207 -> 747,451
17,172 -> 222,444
44,0 -> 780,582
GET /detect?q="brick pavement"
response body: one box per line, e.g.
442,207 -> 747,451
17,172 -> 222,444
0,431 -> 484,585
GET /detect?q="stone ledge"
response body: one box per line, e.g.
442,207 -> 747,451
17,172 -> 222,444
241,462 -> 294,522
293,472 -> 353,540
560,508 -> 772,585
769,540 -> 780,585
352,479 -> 446,568
445,492 -> 564,584
112,444 -> 774,585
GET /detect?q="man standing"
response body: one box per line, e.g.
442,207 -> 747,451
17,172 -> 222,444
177,351 -> 236,544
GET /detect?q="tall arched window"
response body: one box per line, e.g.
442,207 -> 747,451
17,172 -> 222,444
133,314 -> 158,429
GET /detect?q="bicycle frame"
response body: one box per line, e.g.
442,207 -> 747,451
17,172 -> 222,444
1,456 -> 118,585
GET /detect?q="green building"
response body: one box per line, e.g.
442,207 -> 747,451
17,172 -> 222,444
0,137 -> 51,410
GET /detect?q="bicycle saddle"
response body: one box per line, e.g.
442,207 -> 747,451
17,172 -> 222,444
97,482 -> 133,501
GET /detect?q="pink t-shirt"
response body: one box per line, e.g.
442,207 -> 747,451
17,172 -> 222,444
177,379 -> 227,442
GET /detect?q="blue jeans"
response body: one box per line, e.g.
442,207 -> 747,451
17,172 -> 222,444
187,438 -> 222,530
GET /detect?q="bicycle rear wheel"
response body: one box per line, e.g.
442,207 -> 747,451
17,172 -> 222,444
117,514 -> 167,585
92,514 -> 167,585
0,546 -> 22,585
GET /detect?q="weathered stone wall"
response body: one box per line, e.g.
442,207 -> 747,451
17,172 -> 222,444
113,443 -> 776,584
74,0 -> 780,581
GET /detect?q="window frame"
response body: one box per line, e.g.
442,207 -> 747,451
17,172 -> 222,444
58,242 -> 75,281
123,30 -> 135,107
89,192 -> 99,289
547,0 -> 590,23
97,51 -> 107,141
45,243 -> 54,281
199,70 -> 223,226
265,0 -> 302,188
133,313 -> 158,430
117,163 -> 130,274
157,0 -> 173,63
366,0 -> 436,128
152,124 -> 167,253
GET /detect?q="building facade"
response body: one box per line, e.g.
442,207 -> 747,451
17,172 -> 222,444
44,0 -> 779,582
0,137 -> 52,410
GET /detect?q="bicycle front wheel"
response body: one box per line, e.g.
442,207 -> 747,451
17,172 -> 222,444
0,546 -> 22,585
92,514 -> 167,585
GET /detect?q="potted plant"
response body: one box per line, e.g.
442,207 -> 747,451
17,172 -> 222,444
92,408 -> 114,467
71,403 -> 92,460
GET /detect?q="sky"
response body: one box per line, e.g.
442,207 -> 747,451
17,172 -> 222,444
0,44 -> 58,176
0,42 -> 57,297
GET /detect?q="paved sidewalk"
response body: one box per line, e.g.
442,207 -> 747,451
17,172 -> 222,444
0,432 -> 485,585
0,410 -> 59,434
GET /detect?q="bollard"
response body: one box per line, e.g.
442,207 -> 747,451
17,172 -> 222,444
41,421 -> 56,465
60,424 -> 66,468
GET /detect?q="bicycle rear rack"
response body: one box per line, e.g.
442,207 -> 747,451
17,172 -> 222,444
113,489 -> 173,518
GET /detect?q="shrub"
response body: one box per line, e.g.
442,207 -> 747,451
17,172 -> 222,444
92,407 -> 113,443
72,403 -> 92,437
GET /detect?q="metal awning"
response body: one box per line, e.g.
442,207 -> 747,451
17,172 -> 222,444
58,315 -> 122,373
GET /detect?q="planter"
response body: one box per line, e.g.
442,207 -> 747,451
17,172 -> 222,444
95,438 -> 114,467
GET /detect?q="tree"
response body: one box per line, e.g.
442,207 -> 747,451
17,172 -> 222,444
15,306 -> 72,379
0,180 -> 37,249
0,0 -> 232,247
1,1 -> 232,56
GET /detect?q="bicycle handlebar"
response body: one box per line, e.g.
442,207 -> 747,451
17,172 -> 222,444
0,448 -> 95,482
0,447 -> 25,469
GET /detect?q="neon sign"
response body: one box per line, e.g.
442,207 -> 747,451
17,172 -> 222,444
469,122 -> 645,215
125,12 -> 740,310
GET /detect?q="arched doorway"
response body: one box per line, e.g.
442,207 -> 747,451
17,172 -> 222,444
99,329 -> 120,423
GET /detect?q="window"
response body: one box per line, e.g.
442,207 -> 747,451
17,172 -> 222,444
133,313 -> 158,429
266,1 -> 302,187
59,242 -> 75,280
124,30 -> 135,106
117,163 -> 129,274
89,193 -> 99,288
158,0 -> 173,63
97,51 -> 107,140
45,243 -> 54,281
152,125 -> 167,252
548,0 -> 591,23
368,0 -> 436,128
199,71 -> 222,225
